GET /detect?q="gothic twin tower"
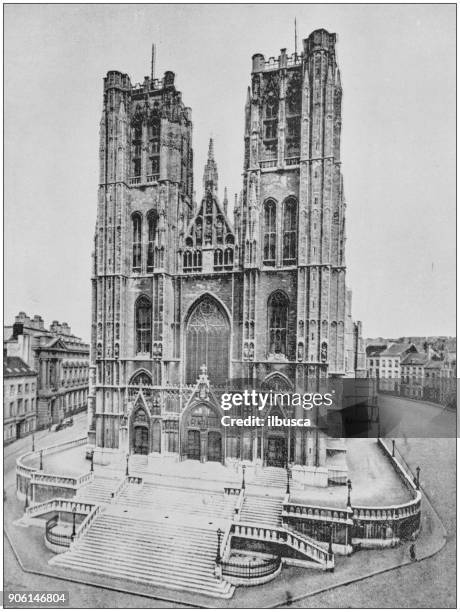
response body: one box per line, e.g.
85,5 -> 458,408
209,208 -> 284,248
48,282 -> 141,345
89,29 -> 366,467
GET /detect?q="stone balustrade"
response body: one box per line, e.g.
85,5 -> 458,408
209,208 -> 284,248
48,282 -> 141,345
230,522 -> 333,570
71,504 -> 102,546
26,498 -> 95,518
283,502 -> 353,525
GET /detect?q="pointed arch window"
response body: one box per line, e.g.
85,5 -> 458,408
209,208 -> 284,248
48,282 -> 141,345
185,297 -> 230,385
147,211 -> 158,272
129,371 -> 153,387
268,291 -> 289,355
135,297 -> 152,355
283,198 -> 297,264
132,213 -> 142,272
263,199 -> 276,266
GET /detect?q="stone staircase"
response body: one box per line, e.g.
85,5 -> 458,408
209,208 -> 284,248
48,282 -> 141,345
250,466 -> 291,489
117,482 -> 236,522
128,454 -> 149,472
240,495 -> 283,527
76,476 -> 120,504
50,512 -> 234,598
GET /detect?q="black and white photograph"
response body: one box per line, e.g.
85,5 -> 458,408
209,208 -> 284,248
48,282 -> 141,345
3,3 -> 457,609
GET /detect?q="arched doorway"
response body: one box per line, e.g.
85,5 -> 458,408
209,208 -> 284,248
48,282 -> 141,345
185,296 -> 230,385
131,407 -> 150,455
181,403 -> 223,463
208,432 -> 222,462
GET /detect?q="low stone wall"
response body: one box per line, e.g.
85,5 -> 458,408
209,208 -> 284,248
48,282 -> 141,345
16,437 -> 88,500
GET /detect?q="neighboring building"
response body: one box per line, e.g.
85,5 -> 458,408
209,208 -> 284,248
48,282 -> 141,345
400,352 -> 429,399
89,29 -> 366,472
378,342 -> 417,390
4,313 -> 89,427
3,356 -> 38,442
366,344 -> 387,379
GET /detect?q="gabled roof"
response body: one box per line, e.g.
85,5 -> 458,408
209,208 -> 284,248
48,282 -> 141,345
4,356 -> 37,378
401,353 -> 429,366
366,345 -> 387,358
425,359 -> 443,369
380,342 -> 417,357
40,337 -> 68,351
184,188 -> 235,248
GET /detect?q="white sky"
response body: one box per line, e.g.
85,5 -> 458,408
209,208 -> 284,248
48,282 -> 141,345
4,4 -> 456,340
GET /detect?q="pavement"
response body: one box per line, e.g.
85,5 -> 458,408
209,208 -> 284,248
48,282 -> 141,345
3,397 -> 456,608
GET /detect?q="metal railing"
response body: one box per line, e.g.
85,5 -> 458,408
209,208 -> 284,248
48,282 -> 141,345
45,514 -> 72,549
222,555 -> 281,579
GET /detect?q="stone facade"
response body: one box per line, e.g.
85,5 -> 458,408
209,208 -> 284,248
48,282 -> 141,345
3,355 -> 38,442
5,312 -> 89,427
89,29 -> 366,471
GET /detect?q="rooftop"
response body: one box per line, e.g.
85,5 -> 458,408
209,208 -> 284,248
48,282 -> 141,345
380,342 -> 416,357
4,356 -> 37,378
401,353 -> 429,366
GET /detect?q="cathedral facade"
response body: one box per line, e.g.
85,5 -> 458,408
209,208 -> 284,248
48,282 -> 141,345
88,29 -> 366,472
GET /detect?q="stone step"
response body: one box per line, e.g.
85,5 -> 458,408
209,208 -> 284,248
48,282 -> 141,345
50,513 -> 233,598
240,495 -> 283,527
53,556 -> 233,597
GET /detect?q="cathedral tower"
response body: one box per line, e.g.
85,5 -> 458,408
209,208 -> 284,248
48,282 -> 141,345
89,66 -> 193,462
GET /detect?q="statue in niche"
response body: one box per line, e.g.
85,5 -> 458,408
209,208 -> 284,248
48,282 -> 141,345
216,217 -> 223,242
321,342 -> 328,363
205,218 -> 212,244
206,194 -> 213,215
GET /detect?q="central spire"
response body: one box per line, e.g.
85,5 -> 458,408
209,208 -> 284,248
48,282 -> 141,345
203,137 -> 218,195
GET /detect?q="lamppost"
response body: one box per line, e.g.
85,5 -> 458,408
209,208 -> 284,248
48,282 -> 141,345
39,449 -> 43,471
31,434 -> 35,452
90,451 -> 94,473
24,482 -> 29,511
346,479 -> 352,508
415,466 -> 421,490
328,524 -> 334,556
215,528 -> 223,564
125,453 -> 129,477
392,439 -> 395,458
241,464 -> 246,490
286,465 -> 291,495
71,504 -> 77,540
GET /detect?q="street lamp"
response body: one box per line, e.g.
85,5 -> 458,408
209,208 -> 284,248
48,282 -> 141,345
286,465 -> 291,495
241,464 -> 246,490
24,482 -> 29,511
215,528 -> 223,564
328,525 -> 334,556
71,504 -> 77,539
415,466 -> 421,490
31,434 -> 35,452
346,479 -> 352,508
90,451 -> 94,473
39,450 -> 43,471
392,439 -> 395,458
125,453 -> 129,477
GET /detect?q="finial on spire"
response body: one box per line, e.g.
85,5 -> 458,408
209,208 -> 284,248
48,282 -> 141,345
151,44 -> 156,80
223,187 -> 228,215
203,137 -> 218,195
294,18 -> 298,58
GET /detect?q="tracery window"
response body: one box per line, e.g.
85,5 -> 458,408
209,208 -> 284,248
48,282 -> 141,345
186,297 -> 229,385
135,297 -> 152,355
268,291 -> 289,355
263,199 -> 276,266
129,371 -> 153,387
132,213 -> 142,272
283,198 -> 297,264
147,211 -> 158,272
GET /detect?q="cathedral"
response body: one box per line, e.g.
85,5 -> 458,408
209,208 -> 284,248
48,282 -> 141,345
88,29 -> 366,474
